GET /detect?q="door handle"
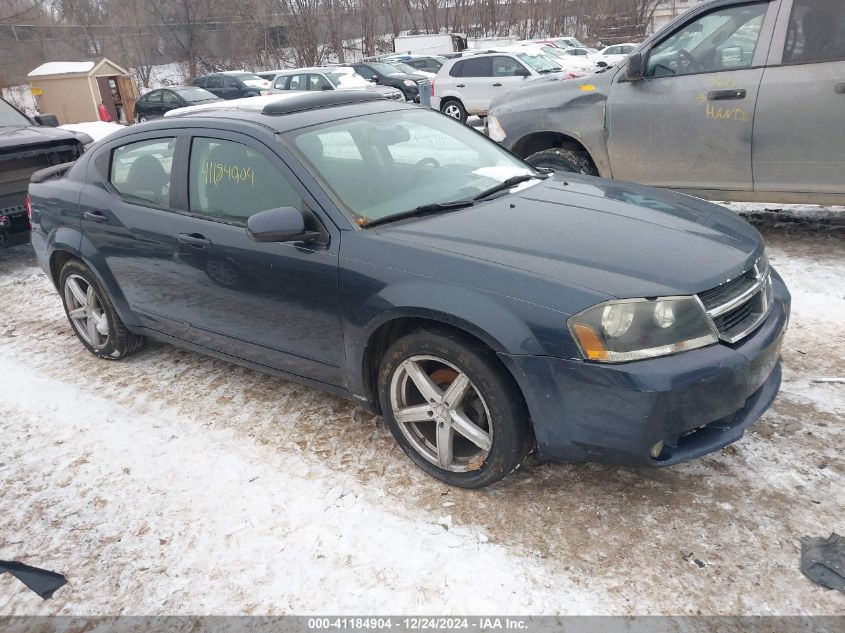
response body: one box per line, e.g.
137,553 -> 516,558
707,89 -> 746,101
835,83 -> 845,94
492,82 -> 503,87
456,83 -> 465,88
83,210 -> 108,223
177,233 -> 211,248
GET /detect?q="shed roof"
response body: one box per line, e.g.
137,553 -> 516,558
27,58 -> 129,79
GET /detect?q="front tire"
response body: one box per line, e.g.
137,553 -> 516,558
378,329 -> 531,488
136,113 -> 147,123
440,99 -> 468,124
526,148 -> 598,176
59,260 -> 145,360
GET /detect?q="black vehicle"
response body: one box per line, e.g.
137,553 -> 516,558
29,92 -> 789,488
349,62 -> 430,101
134,86 -> 221,122
191,73 -> 270,100
0,97 -> 90,248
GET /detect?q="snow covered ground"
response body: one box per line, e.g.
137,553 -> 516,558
58,121 -> 125,143
0,222 -> 842,616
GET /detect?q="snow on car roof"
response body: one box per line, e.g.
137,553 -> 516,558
28,61 -> 96,77
163,93 -> 306,117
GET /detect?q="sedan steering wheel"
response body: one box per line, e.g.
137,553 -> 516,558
406,157 -> 440,187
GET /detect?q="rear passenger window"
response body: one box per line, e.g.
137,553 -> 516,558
110,138 -> 175,208
459,57 -> 492,77
189,138 -> 303,223
783,0 -> 845,64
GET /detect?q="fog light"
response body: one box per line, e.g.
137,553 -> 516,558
650,441 -> 664,459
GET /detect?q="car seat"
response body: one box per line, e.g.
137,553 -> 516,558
124,154 -> 169,207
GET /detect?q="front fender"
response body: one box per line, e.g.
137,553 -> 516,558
342,272 -> 574,401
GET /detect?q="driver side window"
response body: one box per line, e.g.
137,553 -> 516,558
646,2 -> 768,77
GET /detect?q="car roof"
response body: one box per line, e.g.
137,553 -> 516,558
158,91 -> 415,133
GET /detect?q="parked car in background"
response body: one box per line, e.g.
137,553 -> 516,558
0,97 -> 90,248
381,60 -> 437,80
29,91 -> 790,488
349,61 -> 430,101
533,44 -> 599,71
488,0 -> 845,204
553,37 -> 587,49
134,86 -> 221,122
267,67 -> 404,100
191,72 -> 271,99
559,46 -> 599,57
591,43 -> 638,66
384,54 -> 448,74
432,49 -> 567,123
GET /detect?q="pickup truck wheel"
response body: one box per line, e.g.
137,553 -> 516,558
527,148 -> 598,176
441,99 -> 468,124
59,260 -> 145,360
378,329 -> 531,488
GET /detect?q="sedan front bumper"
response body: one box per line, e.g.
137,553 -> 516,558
499,272 -> 791,466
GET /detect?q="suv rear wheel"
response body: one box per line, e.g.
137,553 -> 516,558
59,260 -> 145,360
527,148 -> 598,176
378,329 -> 531,488
441,99 -> 467,124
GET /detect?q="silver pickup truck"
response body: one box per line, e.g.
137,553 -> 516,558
488,0 -> 844,205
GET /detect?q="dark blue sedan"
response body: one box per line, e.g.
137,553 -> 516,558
28,92 -> 790,487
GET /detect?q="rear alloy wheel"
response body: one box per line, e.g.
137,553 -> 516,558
60,260 -> 145,360
441,99 -> 467,124
526,148 -> 598,176
379,330 -> 530,488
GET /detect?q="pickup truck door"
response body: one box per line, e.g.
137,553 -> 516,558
607,1 -> 777,191
753,0 -> 845,195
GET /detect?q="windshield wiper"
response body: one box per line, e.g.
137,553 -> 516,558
362,200 -> 475,229
472,174 -> 547,201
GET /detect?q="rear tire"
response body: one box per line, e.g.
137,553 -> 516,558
135,113 -> 147,123
441,99 -> 468,124
59,260 -> 145,360
378,329 -> 531,488
526,148 -> 598,176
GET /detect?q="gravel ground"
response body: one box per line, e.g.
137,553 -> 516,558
0,224 -> 843,615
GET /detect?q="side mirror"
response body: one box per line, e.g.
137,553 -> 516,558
625,52 -> 645,81
246,206 -> 320,243
371,75 -> 379,83
514,67 -> 530,77
35,114 -> 59,127
596,61 -> 608,68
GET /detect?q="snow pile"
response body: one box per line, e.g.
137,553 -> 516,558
27,62 -> 95,77
59,121 -> 124,142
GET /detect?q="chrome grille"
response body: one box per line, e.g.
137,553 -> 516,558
698,255 -> 772,344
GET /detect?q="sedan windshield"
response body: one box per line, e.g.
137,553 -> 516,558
0,98 -> 31,127
174,87 -> 218,102
389,61 -> 422,74
287,109 -> 536,225
517,52 -> 561,73
369,62 -> 406,76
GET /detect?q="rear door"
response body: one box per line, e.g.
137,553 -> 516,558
607,0 -> 777,190
753,0 -> 845,194
455,56 -> 493,114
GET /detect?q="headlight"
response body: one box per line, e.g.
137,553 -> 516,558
568,297 -> 717,363
487,115 -> 506,142
403,80 -> 416,87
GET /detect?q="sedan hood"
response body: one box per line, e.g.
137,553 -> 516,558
377,174 -> 763,300
0,124 -> 82,149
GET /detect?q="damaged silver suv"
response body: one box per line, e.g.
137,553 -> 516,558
488,0 -> 845,205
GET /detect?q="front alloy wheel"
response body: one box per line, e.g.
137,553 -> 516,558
390,355 -> 493,472
379,329 -> 531,488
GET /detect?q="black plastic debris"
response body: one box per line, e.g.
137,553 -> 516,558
0,560 -> 67,599
800,533 -> 845,592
